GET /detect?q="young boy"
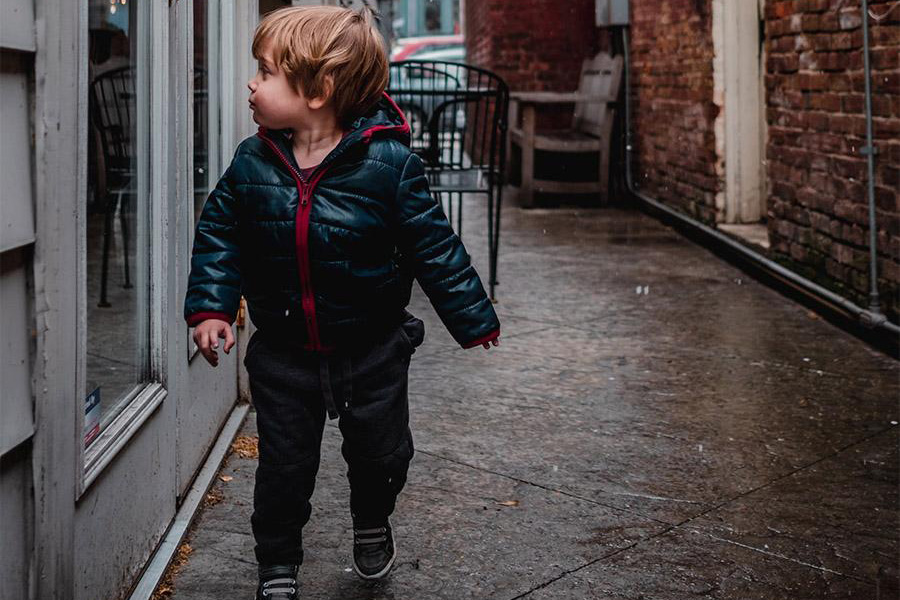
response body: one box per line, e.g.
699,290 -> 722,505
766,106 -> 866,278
183,6 -> 500,599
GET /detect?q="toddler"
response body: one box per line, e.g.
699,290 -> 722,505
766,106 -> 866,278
183,6 -> 500,599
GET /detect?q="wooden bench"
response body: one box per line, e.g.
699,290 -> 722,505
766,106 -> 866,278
508,52 -> 624,207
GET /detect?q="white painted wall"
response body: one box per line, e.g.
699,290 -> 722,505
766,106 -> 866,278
0,1 -> 260,598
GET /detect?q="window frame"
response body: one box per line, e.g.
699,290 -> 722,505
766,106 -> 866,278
76,0 -> 169,498
188,0 -> 226,363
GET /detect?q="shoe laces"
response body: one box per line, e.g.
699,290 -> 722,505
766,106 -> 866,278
260,576 -> 297,598
354,524 -> 389,548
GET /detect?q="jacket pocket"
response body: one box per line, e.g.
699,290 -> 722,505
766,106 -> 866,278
397,324 -> 413,354
399,311 -> 425,354
243,330 -> 263,368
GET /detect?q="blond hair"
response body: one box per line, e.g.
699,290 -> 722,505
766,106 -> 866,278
252,6 -> 389,126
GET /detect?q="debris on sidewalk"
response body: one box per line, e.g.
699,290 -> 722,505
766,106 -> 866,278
150,543 -> 194,600
231,435 -> 259,459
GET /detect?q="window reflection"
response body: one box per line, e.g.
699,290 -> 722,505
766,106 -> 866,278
194,0 -> 210,224
86,0 -> 148,447
425,0 -> 442,32
188,0 -> 214,359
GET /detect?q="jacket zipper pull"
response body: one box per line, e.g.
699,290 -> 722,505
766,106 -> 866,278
300,183 -> 309,206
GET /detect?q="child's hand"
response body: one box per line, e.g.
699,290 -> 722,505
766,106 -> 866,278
193,319 -> 235,367
481,337 -> 500,349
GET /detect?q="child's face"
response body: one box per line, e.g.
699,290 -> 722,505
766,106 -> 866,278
247,43 -> 320,130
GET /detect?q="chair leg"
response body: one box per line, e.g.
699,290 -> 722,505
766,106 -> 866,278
119,190 -> 133,289
455,192 -> 463,239
598,146 -> 610,206
520,105 -> 536,208
438,191 -> 452,233
507,101 -> 518,180
599,117 -> 615,205
98,195 -> 115,307
487,185 -> 501,303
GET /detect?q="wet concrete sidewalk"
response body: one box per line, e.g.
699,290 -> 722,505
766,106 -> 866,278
158,198 -> 899,600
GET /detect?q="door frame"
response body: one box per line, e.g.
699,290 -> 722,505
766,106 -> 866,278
30,0 -> 255,598
177,0 -> 244,503
713,0 -> 766,224
75,0 -> 171,498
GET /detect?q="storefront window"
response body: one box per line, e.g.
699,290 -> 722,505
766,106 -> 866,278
85,0 -> 149,447
188,0 -> 220,359
194,0 -> 212,225
424,0 -> 442,33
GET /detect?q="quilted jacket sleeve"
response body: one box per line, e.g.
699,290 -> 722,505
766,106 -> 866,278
394,151 -> 500,348
184,161 -> 242,327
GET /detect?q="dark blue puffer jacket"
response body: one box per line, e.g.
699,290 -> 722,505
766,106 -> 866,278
184,93 -> 500,352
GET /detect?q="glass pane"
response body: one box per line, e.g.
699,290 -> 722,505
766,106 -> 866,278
194,0 -> 211,225
425,0 -> 442,33
189,0 -> 216,359
86,0 -> 149,447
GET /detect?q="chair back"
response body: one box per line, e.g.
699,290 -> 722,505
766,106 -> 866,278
387,60 -> 509,185
573,53 -> 623,139
90,66 -> 136,176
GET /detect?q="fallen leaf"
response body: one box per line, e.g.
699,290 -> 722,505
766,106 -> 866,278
203,488 -> 224,507
219,475 -> 233,482
496,500 -> 519,507
231,435 -> 260,459
151,543 -> 193,600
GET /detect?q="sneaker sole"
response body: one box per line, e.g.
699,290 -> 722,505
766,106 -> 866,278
351,523 -> 396,580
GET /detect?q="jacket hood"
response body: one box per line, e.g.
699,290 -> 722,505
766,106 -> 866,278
354,92 -> 411,146
257,92 -> 411,154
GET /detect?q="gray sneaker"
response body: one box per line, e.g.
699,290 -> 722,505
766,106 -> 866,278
351,518 -> 396,579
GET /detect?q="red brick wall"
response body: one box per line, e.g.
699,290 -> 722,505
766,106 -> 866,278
464,0 -> 606,128
466,0 -> 898,320
629,0 -> 720,222
764,0 -> 899,321
465,0 -> 600,91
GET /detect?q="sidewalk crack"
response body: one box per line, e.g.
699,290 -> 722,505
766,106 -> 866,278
416,448 -> 671,526
694,532 -> 873,584
505,534 -> 669,600
670,423 -> 898,531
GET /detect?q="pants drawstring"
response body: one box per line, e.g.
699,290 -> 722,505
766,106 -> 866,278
319,356 -> 339,420
319,353 -> 354,420
342,355 -> 353,413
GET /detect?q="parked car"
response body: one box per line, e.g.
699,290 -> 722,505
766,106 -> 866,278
407,45 -> 465,63
390,34 -> 463,61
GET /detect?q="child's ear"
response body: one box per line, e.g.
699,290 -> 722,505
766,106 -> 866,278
307,74 -> 334,110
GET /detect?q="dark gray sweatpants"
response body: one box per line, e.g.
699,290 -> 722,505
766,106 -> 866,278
243,313 -> 425,567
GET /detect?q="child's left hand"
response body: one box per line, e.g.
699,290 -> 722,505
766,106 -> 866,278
481,337 -> 500,349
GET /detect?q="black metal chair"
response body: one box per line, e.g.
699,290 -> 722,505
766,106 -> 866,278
89,66 -> 135,307
387,60 -> 509,301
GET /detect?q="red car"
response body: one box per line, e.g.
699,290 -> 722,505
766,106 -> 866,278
390,34 -> 464,62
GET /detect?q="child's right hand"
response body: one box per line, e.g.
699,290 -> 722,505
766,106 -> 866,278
192,319 -> 235,367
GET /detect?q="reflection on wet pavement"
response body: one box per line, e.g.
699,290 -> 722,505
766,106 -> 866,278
85,208 -> 140,436
165,197 -> 898,599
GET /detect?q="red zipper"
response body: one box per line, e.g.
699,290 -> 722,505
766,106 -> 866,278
298,169 -> 329,351
257,132 -> 330,351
